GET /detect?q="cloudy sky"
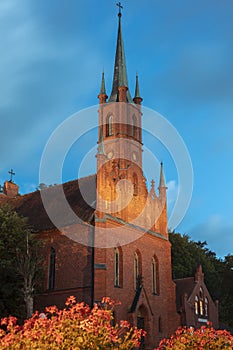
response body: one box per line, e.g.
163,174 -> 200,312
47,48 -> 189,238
1,0 -> 233,258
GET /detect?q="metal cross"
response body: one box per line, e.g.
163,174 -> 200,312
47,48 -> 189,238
116,2 -> 123,15
8,169 -> 15,182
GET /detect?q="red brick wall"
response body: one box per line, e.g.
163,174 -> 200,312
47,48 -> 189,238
35,224 -> 93,311
94,220 -> 180,348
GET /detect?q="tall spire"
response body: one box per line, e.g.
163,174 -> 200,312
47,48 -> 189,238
108,4 -> 132,103
159,162 -> 166,189
98,71 -> 108,104
133,74 -> 143,105
100,71 -> 106,95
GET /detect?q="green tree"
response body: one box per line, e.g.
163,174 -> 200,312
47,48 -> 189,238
169,231 -> 233,328
0,205 -> 43,319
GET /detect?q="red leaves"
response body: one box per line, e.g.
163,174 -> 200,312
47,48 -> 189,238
0,297 -> 144,349
155,324 -> 233,350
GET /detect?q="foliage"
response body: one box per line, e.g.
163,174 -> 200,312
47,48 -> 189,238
155,324 -> 233,350
169,231 -> 233,328
0,205 -> 43,320
0,296 -> 145,350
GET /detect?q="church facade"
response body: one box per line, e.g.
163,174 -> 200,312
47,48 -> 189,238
0,8 -> 218,349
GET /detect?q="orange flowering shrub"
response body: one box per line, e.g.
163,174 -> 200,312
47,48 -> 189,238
155,324 -> 233,350
0,296 -> 145,349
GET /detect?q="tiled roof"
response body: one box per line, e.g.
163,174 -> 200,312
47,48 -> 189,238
174,277 -> 196,310
0,175 -> 96,232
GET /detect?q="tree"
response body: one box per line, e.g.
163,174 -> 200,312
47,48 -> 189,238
169,231 -> 233,328
0,297 -> 145,349
0,205 -> 43,319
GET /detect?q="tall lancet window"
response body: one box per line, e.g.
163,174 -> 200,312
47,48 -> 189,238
204,297 -> 208,317
48,247 -> 56,290
134,252 -> 139,290
152,256 -> 159,294
114,248 -> 120,287
106,115 -> 113,136
152,257 -> 156,294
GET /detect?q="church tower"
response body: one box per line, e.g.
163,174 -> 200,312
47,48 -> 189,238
94,5 -> 179,348
96,6 -> 167,233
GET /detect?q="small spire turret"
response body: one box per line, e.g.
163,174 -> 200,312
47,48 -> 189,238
159,162 -> 166,189
98,71 -> 108,104
133,74 -> 143,105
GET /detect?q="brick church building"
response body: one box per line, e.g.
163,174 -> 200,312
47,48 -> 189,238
0,6 -> 218,349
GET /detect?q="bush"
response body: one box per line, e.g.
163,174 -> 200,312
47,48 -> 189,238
155,324 -> 233,350
0,296 -> 145,349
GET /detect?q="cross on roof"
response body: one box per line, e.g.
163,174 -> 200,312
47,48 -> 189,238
116,2 -> 123,16
8,169 -> 15,182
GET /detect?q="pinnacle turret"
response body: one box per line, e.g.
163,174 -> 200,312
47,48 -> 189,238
133,74 -> 143,105
98,71 -> 108,104
159,162 -> 166,189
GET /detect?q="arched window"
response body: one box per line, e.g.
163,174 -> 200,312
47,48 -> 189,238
106,115 -> 113,136
195,296 -> 199,315
114,247 -> 123,288
199,300 -> 204,315
199,288 -> 204,315
204,297 -> 208,317
48,247 -> 56,290
133,173 -> 138,196
134,250 -> 142,290
134,252 -> 139,290
152,257 -> 159,294
114,248 -> 120,287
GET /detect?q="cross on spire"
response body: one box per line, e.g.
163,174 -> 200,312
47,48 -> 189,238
116,2 -> 123,16
8,169 -> 15,182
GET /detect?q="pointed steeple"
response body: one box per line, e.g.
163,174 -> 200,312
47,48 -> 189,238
133,74 -> 143,105
100,71 -> 106,95
108,7 -> 132,103
159,162 -> 167,189
98,71 -> 108,104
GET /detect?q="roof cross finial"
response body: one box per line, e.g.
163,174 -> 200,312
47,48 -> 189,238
8,169 -> 15,183
116,2 -> 123,17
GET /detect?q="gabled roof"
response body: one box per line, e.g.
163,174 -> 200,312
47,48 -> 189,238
174,277 -> 196,310
0,175 -> 96,232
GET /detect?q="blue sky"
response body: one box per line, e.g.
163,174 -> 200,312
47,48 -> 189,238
1,0 -> 233,258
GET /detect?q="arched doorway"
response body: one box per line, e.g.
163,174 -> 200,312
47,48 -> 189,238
137,305 -> 149,350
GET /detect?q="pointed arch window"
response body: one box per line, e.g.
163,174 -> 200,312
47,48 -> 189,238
199,288 -> 204,315
134,250 -> 142,290
114,248 -> 120,287
106,115 -> 113,137
152,257 -> 159,294
133,173 -> 138,196
204,297 -> 208,317
114,247 -> 123,288
195,296 -> 199,315
48,247 -> 56,290
134,253 -> 139,290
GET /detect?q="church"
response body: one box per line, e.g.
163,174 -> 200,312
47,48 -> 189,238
0,5 -> 218,349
